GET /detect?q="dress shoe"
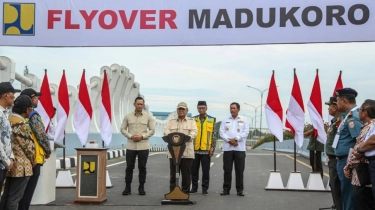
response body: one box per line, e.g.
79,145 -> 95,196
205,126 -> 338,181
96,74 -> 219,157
122,186 -> 131,195
202,190 -> 208,195
189,189 -> 197,194
138,186 -> 146,195
220,191 -> 229,195
237,191 -> 244,196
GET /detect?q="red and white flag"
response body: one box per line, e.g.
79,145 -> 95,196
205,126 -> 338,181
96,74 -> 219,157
265,70 -> 283,142
100,70 -> 112,146
73,70 -> 93,146
55,70 -> 70,143
328,71 -> 344,124
307,70 -> 327,144
285,69 -> 305,148
36,70 -> 54,131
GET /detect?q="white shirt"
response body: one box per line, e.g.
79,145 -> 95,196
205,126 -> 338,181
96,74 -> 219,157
364,125 -> 375,157
219,115 -> 250,152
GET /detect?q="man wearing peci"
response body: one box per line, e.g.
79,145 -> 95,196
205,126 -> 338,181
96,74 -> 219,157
334,88 -> 362,210
219,102 -> 249,196
121,96 -> 155,196
190,101 -> 216,195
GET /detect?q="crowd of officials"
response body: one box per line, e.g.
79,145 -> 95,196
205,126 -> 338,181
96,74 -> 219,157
2,80 -> 375,210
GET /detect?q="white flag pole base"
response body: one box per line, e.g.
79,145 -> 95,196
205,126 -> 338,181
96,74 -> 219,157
325,178 -> 331,190
265,170 -> 285,189
106,169 -> 113,188
55,169 -> 75,188
286,171 -> 305,190
306,172 -> 325,190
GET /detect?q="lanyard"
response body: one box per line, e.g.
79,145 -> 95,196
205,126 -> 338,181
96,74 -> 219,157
332,106 -> 358,148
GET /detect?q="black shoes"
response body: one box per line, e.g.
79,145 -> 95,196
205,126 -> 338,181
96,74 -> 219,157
138,186 -> 146,195
122,186 -> 131,195
237,191 -> 244,196
202,190 -> 208,195
189,189 -> 197,194
220,191 -> 230,196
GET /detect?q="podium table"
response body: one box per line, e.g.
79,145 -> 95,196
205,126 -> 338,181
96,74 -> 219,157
75,148 -> 108,204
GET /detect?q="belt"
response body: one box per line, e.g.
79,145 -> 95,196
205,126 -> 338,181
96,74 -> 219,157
328,155 -> 337,160
367,156 -> 375,161
336,155 -> 348,160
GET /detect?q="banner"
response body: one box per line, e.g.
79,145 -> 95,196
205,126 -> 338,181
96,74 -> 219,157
1,0 -> 374,47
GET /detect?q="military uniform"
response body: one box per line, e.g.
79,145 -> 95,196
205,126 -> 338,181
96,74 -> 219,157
307,132 -> 324,178
334,88 -> 363,210
325,97 -> 343,210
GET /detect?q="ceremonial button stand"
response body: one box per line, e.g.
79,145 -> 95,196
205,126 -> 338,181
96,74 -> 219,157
74,147 -> 108,204
31,141 -> 65,204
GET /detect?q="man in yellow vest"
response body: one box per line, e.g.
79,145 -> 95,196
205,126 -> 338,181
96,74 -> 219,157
190,101 -> 216,195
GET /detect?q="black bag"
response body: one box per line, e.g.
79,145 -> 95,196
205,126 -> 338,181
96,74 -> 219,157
355,162 -> 371,186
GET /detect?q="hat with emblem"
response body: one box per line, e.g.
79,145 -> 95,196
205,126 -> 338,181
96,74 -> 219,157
197,101 -> 207,106
20,88 -> 42,98
0,82 -> 21,95
325,97 -> 337,105
177,102 -> 188,109
335,88 -> 358,98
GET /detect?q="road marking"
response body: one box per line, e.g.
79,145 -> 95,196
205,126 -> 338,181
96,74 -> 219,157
284,154 -> 329,178
216,154 -> 221,158
71,153 -> 160,177
210,162 -> 214,167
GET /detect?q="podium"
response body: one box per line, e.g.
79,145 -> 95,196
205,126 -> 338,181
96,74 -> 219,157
74,148 -> 108,204
31,141 -> 65,204
161,132 -> 195,205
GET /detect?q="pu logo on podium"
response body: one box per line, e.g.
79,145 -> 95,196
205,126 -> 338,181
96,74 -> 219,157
83,161 -> 96,174
3,3 -> 35,36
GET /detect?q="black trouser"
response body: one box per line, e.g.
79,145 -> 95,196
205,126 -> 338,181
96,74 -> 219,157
0,176 -> 30,210
223,151 -> 246,193
369,158 -> 375,201
18,164 -> 41,210
309,150 -> 323,178
169,158 -> 193,193
191,153 -> 211,191
0,169 -> 6,192
352,185 -> 375,210
328,157 -> 343,210
125,149 -> 149,185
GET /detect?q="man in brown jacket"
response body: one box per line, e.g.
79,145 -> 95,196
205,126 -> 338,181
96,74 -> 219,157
164,102 -> 198,194
121,97 -> 155,196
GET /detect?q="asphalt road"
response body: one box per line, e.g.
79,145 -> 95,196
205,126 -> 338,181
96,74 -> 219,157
31,149 -> 333,210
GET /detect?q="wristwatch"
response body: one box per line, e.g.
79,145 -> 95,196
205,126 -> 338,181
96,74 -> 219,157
357,146 -> 364,154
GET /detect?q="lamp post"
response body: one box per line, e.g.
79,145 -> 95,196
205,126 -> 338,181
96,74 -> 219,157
246,86 -> 269,140
243,114 -> 261,139
244,103 -> 261,137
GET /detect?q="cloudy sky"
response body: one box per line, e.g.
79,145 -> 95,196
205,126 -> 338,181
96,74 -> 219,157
1,42 -> 373,130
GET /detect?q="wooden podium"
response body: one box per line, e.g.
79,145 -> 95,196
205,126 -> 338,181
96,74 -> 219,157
74,148 -> 108,204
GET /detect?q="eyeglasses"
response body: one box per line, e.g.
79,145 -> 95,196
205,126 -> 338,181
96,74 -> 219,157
360,107 -> 367,112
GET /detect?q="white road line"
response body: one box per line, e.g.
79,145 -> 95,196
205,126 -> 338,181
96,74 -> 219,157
216,154 -> 221,158
210,162 -> 214,167
71,153 -> 160,176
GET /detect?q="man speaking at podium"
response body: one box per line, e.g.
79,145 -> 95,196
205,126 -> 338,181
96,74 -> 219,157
164,102 -> 198,194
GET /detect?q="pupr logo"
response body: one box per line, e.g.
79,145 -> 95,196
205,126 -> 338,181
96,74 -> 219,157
3,2 -> 35,36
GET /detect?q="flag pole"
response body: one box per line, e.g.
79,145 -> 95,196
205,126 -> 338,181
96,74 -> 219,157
273,135 -> 276,172
63,137 -> 66,170
294,142 -> 297,172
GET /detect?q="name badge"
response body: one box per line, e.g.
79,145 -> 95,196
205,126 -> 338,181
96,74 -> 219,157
332,134 -> 340,148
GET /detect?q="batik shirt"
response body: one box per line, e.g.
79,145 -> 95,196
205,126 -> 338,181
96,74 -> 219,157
28,110 -> 51,155
0,105 -> 14,170
344,119 -> 375,186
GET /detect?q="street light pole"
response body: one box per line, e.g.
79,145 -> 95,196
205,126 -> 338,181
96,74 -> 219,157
244,103 -> 261,136
246,86 -> 269,140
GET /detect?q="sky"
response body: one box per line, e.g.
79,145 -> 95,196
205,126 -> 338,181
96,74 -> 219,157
1,42 -> 373,130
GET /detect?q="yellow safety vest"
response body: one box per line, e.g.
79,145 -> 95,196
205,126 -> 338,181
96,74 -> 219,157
194,115 -> 216,151
31,132 -> 45,164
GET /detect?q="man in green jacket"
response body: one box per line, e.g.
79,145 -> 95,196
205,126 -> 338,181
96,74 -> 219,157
304,124 -> 324,178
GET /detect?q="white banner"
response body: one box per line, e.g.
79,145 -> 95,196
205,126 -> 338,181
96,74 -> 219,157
1,0 -> 374,47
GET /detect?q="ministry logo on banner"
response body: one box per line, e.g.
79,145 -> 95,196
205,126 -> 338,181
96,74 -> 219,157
3,2 -> 35,36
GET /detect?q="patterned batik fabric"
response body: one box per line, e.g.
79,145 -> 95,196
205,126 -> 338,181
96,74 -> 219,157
0,106 -> 13,170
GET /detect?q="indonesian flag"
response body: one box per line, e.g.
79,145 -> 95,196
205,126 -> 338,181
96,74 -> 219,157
73,70 -> 93,146
55,70 -> 70,143
285,69 -> 305,148
328,71 -> 343,124
307,70 -> 327,144
36,70 -> 54,131
265,70 -> 283,142
100,70 -> 112,146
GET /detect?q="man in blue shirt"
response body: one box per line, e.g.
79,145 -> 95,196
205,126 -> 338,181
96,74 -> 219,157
334,88 -> 362,210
